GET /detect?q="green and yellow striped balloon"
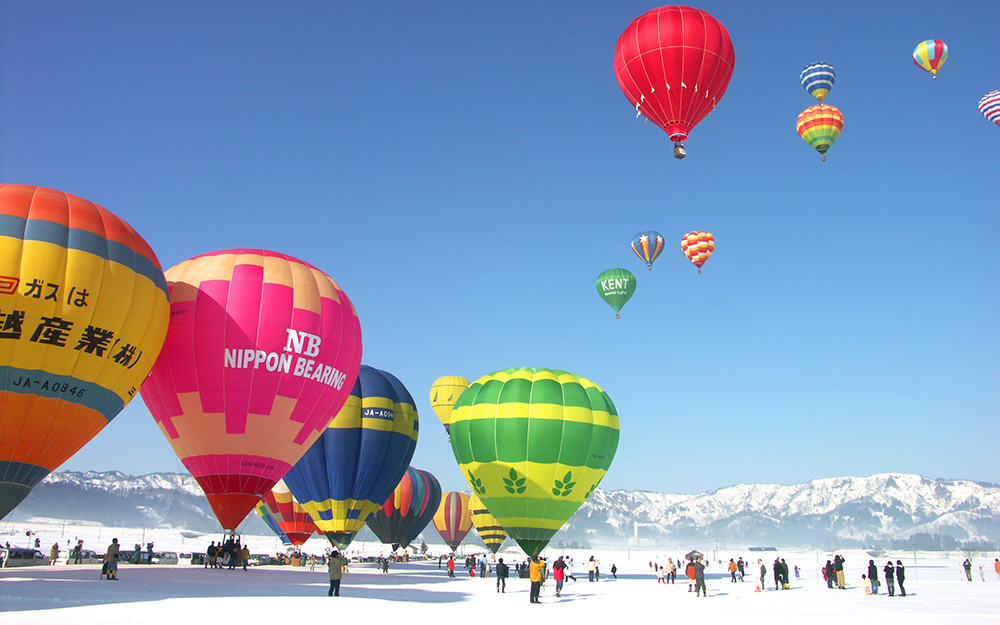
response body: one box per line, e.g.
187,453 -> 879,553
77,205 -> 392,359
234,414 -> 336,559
449,368 -> 619,556
469,493 -> 507,554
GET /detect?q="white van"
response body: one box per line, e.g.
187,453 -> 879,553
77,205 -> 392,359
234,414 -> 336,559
1,546 -> 48,567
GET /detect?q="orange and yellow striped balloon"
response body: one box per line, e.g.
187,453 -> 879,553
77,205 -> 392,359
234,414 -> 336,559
0,185 -> 170,519
681,231 -> 715,273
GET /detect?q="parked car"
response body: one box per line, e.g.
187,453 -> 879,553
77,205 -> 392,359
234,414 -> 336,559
151,552 -> 178,565
1,546 -> 48,567
67,549 -> 102,564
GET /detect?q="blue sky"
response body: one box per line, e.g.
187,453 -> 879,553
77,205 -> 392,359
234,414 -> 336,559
2,1 -> 997,497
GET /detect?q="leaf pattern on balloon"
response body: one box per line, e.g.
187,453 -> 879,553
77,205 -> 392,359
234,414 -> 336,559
503,467 -> 526,494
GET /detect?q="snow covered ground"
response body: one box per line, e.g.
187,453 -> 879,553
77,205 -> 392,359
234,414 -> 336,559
1,519 -> 998,624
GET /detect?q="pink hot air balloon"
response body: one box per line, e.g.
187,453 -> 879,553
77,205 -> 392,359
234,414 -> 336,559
140,249 -> 362,530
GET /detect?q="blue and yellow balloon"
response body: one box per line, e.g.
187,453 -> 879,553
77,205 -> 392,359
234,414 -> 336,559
631,231 -> 664,271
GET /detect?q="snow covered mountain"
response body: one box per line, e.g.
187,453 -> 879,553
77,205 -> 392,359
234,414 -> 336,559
10,471 -> 999,549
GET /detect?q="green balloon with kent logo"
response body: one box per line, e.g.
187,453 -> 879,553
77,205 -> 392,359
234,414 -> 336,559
449,368 -> 619,557
596,268 -> 636,318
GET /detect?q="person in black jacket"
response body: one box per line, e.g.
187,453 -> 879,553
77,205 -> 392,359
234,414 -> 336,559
495,557 -> 509,593
773,558 -> 782,590
834,555 -> 846,589
867,560 -> 879,594
896,560 -> 906,596
825,560 -> 835,588
883,561 -> 895,596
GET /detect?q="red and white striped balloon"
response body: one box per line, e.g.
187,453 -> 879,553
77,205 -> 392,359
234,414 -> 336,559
682,231 -> 715,273
979,91 -> 1000,128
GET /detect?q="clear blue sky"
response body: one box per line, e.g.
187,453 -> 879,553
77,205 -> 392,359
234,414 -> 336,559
2,1 -> 997,496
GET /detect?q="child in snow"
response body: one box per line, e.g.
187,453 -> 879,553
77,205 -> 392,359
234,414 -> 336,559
862,574 -> 872,595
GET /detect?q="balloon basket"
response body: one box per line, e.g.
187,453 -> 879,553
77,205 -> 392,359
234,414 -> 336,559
673,144 -> 687,160
615,314 -> 620,319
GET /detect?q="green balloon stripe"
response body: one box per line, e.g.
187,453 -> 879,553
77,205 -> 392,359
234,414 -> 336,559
451,419 -> 618,467
480,495 -> 582,528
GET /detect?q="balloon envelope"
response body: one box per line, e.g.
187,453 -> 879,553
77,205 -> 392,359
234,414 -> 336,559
681,231 -> 715,273
257,479 -> 318,546
913,39 -> 948,77
282,365 -> 419,548
979,91 -> 1000,128
140,249 -> 363,531
366,467 -> 441,549
433,491 -> 472,551
429,376 -> 470,435
255,500 -> 292,545
469,492 -> 507,554
450,368 -> 620,557
801,63 -> 835,102
615,6 -> 736,150
596,268 -> 636,319
797,104 -> 843,160
0,185 -> 170,519
631,231 -> 664,270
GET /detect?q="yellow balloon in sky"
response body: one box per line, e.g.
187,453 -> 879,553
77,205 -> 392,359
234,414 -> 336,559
429,376 -> 470,435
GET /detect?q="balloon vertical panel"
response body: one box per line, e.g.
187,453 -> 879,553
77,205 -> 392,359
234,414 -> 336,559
0,185 -> 169,519
140,249 -> 362,531
433,491 -> 472,551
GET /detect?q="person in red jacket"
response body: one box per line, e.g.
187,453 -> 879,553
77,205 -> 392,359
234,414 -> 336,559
686,559 -> 696,592
447,555 -> 455,577
553,556 -> 567,597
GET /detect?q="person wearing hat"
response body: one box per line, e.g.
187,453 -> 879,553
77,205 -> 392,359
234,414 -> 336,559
327,550 -> 349,597
529,556 -> 546,603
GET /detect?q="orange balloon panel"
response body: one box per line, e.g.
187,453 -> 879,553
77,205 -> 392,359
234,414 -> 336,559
140,249 -> 362,530
0,185 -> 169,519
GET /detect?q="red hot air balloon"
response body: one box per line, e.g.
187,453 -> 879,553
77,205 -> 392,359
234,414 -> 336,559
140,250 -> 362,531
615,6 -> 736,159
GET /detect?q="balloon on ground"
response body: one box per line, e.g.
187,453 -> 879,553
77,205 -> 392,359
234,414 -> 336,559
800,63 -> 835,102
0,185 -> 170,519
469,493 -> 507,554
614,5 -> 736,159
282,365 -> 419,548
366,466 -> 441,550
449,367 -> 620,557
912,39 -> 948,78
596,268 -> 636,319
140,249 -> 362,531
429,376 -> 470,436
433,491 -> 472,551
631,231 -> 664,271
797,104 -> 843,161
681,231 -> 715,273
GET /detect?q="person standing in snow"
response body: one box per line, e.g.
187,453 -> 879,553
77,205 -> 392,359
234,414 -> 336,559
105,538 -> 120,581
496,558 -> 509,593
447,555 -> 455,577
686,559 -> 696,592
883,561 -> 896,596
588,555 -> 598,582
737,557 -> 745,581
667,558 -> 676,583
728,558 -> 738,582
895,560 -> 906,597
657,564 -> 665,584
825,560 -> 835,588
758,559 -> 767,591
49,542 -> 59,565
773,558 -> 782,590
553,556 -> 567,597
862,574 -> 872,595
327,550 -> 349,596
963,559 -> 973,581
834,555 -> 846,589
528,556 -> 545,604
693,556 -> 708,597
868,560 -> 879,594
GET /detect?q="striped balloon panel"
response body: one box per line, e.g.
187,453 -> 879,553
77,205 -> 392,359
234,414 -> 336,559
404,470 -> 441,548
912,39 -> 948,75
433,491 -> 472,550
979,91 -> 1000,126
255,500 -> 292,545
630,231 -> 664,269
140,249 -> 363,530
260,479 -> 317,545
800,63 -> 835,102
469,493 -> 507,553
282,365 -> 418,548
681,231 -> 715,270
0,185 -> 169,519
796,104 -> 843,155
367,467 -> 441,548
615,6 -> 736,143
450,368 -> 619,556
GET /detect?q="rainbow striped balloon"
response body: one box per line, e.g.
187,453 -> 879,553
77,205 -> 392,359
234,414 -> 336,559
913,39 -> 948,78
258,480 -> 318,546
979,91 -> 1000,128
797,104 -> 844,161
433,491 -> 472,551
631,230 -> 664,270
0,185 -> 170,519
800,63 -> 836,102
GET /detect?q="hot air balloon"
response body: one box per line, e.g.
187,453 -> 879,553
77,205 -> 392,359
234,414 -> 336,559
469,493 -> 507,554
429,376 -> 470,436
631,231 -> 664,270
913,39 -> 948,78
433,491 -> 472,551
139,249 -> 362,531
615,6 -> 736,159
256,480 -> 318,546
681,231 -> 715,273
282,365 -> 419,548
366,467 -> 442,550
979,91 -> 1000,128
0,185 -> 170,519
450,368 -> 619,557
255,500 -> 292,545
801,63 -> 835,102
797,104 -> 843,161
596,268 -> 636,319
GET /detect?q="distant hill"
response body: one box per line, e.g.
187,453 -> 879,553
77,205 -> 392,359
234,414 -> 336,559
9,471 -> 999,550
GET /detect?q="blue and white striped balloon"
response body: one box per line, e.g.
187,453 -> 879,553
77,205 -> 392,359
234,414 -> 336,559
979,91 -> 1000,128
800,63 -> 835,102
